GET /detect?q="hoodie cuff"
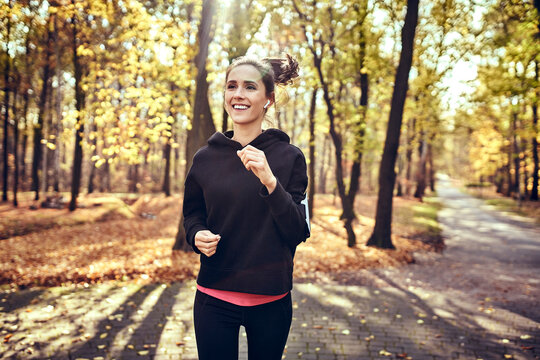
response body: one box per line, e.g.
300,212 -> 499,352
259,180 -> 291,215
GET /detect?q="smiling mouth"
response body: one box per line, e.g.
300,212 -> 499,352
233,104 -> 250,110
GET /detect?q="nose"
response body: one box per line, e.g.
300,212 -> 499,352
232,86 -> 245,98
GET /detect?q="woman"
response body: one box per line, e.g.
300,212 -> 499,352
183,54 -> 310,360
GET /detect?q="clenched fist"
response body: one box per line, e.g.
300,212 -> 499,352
237,145 -> 277,194
195,230 -> 221,257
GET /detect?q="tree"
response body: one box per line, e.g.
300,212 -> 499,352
465,0 -> 539,199
173,0 -> 217,251
32,12 -> 54,201
308,88 -> 318,218
69,0 -> 85,211
1,0 -> 12,202
367,0 -> 420,249
291,0 -> 367,247
532,61 -> 539,200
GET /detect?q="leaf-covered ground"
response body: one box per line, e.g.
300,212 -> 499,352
0,193 -> 442,288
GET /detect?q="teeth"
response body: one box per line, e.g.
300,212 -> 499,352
233,105 -> 249,110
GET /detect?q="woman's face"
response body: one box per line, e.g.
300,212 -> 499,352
225,64 -> 271,127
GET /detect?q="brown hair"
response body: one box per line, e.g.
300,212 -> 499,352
225,54 -> 300,97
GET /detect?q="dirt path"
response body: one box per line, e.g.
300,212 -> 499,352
378,176 -> 540,317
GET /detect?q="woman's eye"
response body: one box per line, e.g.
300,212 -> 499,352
246,85 -> 256,90
227,84 -> 236,89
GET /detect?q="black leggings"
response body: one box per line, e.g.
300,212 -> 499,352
193,290 -> 293,360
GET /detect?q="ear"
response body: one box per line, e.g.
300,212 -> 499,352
263,99 -> 271,109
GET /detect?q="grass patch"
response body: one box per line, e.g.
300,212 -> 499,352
465,186 -> 540,224
393,196 -> 444,251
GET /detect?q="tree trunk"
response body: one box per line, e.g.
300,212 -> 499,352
163,84 -> 176,197
174,0 -> 217,251
531,61 -> 539,201
184,0 -> 216,176
428,141 -> 435,192
521,134 -> 529,199
414,135 -> 427,200
405,117 -> 415,196
20,116 -> 28,189
174,133 -> 180,192
42,82 -> 53,197
2,0 -> 12,202
53,12 -> 62,193
100,159 -> 111,192
308,88 -> 318,219
69,4 -> 85,211
495,167 -> 504,194
20,34 -> 31,191
128,164 -> 140,193
318,136 -> 330,194
87,121 -> 98,194
163,139 -> 172,196
396,154 -> 404,197
32,14 -> 54,201
345,59 -> 369,214
367,0 -> 419,249
13,86 -> 19,206
222,108 -> 229,133
512,110 -> 520,198
315,56 -> 356,247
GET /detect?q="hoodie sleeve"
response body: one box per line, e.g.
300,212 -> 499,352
260,151 -> 310,249
182,168 -> 207,254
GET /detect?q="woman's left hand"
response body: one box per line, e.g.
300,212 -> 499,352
237,145 -> 277,194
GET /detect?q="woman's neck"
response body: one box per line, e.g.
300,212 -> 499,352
231,123 -> 263,147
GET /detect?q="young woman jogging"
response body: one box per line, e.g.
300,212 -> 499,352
183,54 -> 310,360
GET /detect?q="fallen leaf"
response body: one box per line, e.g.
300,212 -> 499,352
379,349 -> 392,356
396,354 -> 412,359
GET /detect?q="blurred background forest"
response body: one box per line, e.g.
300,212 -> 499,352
0,0 -> 539,285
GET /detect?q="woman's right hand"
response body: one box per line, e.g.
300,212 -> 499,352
194,230 -> 221,257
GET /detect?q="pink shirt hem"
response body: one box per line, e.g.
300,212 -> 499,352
197,284 -> 288,306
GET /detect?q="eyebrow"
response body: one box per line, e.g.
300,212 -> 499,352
226,79 -> 258,86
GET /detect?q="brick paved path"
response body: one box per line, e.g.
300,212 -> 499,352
1,177 -> 539,359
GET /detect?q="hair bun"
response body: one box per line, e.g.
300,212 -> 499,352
265,54 -> 299,85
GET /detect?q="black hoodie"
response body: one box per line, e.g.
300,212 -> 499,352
183,129 -> 310,295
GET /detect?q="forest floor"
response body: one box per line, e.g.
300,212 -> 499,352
0,192 -> 443,289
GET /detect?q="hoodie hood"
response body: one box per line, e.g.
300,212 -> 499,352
207,129 -> 290,150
